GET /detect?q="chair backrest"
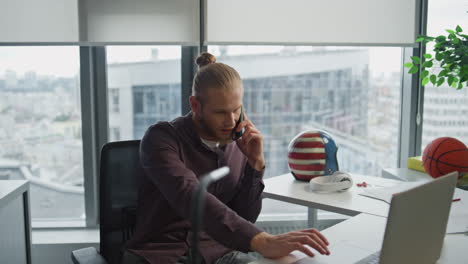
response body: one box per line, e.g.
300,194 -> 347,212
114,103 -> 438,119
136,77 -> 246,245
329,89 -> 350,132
99,140 -> 143,264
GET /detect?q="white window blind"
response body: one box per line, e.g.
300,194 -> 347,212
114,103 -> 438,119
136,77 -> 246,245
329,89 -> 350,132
206,0 -> 418,46
1,0 -> 199,44
80,0 -> 199,44
0,0 -> 79,42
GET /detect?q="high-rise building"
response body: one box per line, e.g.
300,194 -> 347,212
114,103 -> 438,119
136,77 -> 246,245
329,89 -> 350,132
107,49 -> 394,179
5,70 -> 18,89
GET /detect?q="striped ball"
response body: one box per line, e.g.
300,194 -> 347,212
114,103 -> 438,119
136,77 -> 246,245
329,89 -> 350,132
288,130 -> 330,181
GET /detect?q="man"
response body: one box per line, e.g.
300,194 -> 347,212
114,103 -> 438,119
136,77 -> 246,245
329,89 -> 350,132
124,53 -> 330,264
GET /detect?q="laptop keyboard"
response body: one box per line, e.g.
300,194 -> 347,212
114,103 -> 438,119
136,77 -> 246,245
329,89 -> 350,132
354,251 -> 380,264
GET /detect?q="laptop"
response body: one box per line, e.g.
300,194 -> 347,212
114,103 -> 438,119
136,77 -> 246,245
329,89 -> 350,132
357,172 -> 458,263
294,172 -> 458,264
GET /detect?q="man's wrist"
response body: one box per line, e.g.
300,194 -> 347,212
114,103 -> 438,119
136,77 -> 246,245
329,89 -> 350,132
250,232 -> 270,252
249,158 -> 265,171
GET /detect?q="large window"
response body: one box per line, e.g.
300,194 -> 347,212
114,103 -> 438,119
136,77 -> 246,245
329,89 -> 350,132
106,46 -> 182,141
0,47 -> 84,225
208,46 -> 403,219
421,0 -> 468,150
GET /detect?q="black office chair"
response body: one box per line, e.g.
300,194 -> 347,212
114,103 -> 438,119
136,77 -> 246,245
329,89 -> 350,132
71,140 -> 143,264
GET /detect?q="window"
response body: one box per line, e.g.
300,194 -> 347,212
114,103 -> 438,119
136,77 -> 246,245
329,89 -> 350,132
421,0 -> 468,150
208,46 -> 403,220
0,47 -> 84,225
106,46 -> 182,141
108,88 -> 120,113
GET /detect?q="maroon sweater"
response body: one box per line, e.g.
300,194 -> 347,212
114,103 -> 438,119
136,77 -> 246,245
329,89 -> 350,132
126,113 -> 265,264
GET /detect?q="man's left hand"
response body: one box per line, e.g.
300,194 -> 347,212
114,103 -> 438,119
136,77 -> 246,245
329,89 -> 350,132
235,112 -> 265,171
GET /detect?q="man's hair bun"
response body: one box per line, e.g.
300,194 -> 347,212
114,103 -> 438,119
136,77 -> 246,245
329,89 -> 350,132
196,52 -> 216,69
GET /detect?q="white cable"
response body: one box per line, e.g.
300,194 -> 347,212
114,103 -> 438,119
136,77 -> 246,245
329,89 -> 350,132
309,171 -> 353,192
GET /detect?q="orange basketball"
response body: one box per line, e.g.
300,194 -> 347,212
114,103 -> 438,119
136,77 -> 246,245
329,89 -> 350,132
422,137 -> 468,178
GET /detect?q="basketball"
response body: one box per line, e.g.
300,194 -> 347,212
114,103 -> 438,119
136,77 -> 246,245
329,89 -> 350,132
422,137 -> 468,178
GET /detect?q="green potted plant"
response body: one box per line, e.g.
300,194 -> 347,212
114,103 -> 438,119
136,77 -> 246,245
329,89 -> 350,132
404,25 -> 468,89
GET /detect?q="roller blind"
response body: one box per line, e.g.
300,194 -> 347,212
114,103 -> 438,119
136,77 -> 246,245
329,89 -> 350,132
80,0 -> 199,44
0,0 -> 199,44
206,0 -> 419,46
0,0 -> 79,42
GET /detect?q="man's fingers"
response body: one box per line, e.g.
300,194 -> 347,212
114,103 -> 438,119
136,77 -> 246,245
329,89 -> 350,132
291,242 -> 315,258
309,234 -> 330,255
300,229 -> 330,245
240,127 -> 253,144
241,128 -> 261,144
237,121 -> 259,133
291,236 -> 328,255
295,232 -> 329,254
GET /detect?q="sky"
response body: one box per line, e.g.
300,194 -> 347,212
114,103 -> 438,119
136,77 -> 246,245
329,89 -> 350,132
0,0 -> 465,78
0,45 -> 405,78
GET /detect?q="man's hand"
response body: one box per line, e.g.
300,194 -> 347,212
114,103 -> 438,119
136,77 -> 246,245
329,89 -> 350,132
235,112 -> 265,171
250,230 -> 330,259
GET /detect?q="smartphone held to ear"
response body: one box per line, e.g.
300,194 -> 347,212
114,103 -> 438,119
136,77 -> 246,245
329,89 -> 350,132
232,106 -> 244,141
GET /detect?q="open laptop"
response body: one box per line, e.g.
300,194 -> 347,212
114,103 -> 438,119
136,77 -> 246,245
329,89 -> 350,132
354,171 -> 458,263
293,171 -> 458,264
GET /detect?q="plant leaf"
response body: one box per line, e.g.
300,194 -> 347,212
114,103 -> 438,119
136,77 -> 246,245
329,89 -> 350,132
422,77 -> 429,86
423,53 -> 432,59
421,70 -> 429,78
411,56 -> 421,64
430,74 -> 437,85
456,25 -> 462,33
446,29 -> 455,34
404,62 -> 414,68
416,37 -> 425,42
448,76 -> 454,86
437,77 -> 445,87
454,38 -> 460,44
408,66 -> 419,74
438,70 -> 448,77
422,60 -> 433,68
435,53 -> 443,61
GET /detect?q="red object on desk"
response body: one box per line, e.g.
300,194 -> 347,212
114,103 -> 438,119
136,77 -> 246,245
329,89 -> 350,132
357,181 -> 367,187
452,198 -> 461,202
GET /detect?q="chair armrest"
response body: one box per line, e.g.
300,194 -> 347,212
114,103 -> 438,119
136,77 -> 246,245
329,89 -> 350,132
71,247 -> 108,264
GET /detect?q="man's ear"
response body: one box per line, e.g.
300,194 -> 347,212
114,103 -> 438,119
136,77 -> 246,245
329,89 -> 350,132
189,96 -> 200,114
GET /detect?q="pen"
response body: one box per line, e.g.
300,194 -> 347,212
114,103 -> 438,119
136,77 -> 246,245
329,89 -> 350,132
452,198 -> 461,202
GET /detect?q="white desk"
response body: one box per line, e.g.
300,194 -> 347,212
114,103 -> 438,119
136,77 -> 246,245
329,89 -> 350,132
263,173 -> 403,218
252,214 -> 468,264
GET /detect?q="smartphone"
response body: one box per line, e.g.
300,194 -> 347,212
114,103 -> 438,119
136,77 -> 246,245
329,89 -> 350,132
232,106 -> 244,141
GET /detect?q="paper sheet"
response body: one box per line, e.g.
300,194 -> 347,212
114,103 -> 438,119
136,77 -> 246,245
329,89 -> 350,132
446,188 -> 468,234
358,182 -> 422,204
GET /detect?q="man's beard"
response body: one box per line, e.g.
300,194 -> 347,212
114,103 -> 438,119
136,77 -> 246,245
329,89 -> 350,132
197,113 -> 232,145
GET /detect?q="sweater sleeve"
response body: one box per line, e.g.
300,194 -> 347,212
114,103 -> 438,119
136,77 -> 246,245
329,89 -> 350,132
140,124 -> 263,252
227,163 -> 265,223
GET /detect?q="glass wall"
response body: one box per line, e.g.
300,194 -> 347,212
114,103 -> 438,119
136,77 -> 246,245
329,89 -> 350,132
106,46 -> 182,141
0,47 -> 84,225
208,46 -> 403,219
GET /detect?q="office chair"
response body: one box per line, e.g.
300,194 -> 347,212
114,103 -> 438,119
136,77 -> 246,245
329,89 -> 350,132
71,140 -> 143,264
